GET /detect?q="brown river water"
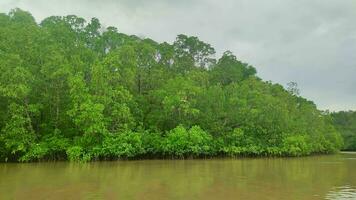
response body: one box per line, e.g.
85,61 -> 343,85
0,152 -> 355,200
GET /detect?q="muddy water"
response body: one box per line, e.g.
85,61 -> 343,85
0,153 -> 355,200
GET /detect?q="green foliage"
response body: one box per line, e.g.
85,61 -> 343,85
0,9 -> 343,162
140,131 -> 163,156
282,135 -> 311,156
173,34 -> 216,69
67,74 -> 106,135
100,131 -> 145,159
66,146 -> 87,162
210,51 -> 256,85
331,111 -> 356,150
1,103 -> 35,159
162,125 -> 214,158
218,128 -> 250,156
21,131 -> 69,162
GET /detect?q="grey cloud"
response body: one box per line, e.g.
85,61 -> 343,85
0,0 -> 355,111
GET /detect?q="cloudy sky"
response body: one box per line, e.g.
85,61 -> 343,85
1,0 -> 355,111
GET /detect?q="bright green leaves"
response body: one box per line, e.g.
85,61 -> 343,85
173,34 -> 216,69
1,103 -> 35,157
162,125 -> 214,158
20,131 -> 69,162
103,45 -> 137,91
0,54 -> 32,99
109,102 -> 135,132
90,63 -> 136,132
68,101 -> 106,135
67,74 -> 106,136
100,131 -> 145,159
147,77 -> 201,130
161,79 -> 200,118
8,8 -> 36,25
218,128 -> 249,156
66,146 -> 93,162
0,53 -> 37,161
282,135 -> 311,156
210,51 -> 256,85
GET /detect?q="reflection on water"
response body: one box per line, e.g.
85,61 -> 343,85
325,186 -> 356,200
0,153 -> 355,200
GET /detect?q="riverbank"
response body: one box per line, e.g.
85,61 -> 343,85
1,150 -> 340,163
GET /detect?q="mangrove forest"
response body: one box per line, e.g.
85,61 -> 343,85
0,9 -> 345,162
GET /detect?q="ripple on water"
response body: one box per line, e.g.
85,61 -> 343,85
325,186 -> 356,200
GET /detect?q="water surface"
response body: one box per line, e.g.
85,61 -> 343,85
0,153 -> 355,200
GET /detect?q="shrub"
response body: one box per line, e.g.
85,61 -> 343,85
140,131 -> 163,156
20,144 -> 48,162
100,131 -> 145,159
162,125 -> 214,158
218,128 -> 248,156
187,125 -> 215,156
282,135 -> 311,156
20,131 -> 69,162
66,146 -> 86,162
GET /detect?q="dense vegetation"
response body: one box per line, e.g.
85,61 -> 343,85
0,9 -> 343,162
331,111 -> 356,150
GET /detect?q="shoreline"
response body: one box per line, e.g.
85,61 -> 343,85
0,152 -> 341,163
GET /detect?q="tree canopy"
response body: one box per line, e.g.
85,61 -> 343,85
0,9 -> 343,162
331,111 -> 356,150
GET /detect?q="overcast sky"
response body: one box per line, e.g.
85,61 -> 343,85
1,0 -> 355,111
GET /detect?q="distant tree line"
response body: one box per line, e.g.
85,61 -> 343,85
331,111 -> 356,151
0,9 -> 343,162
